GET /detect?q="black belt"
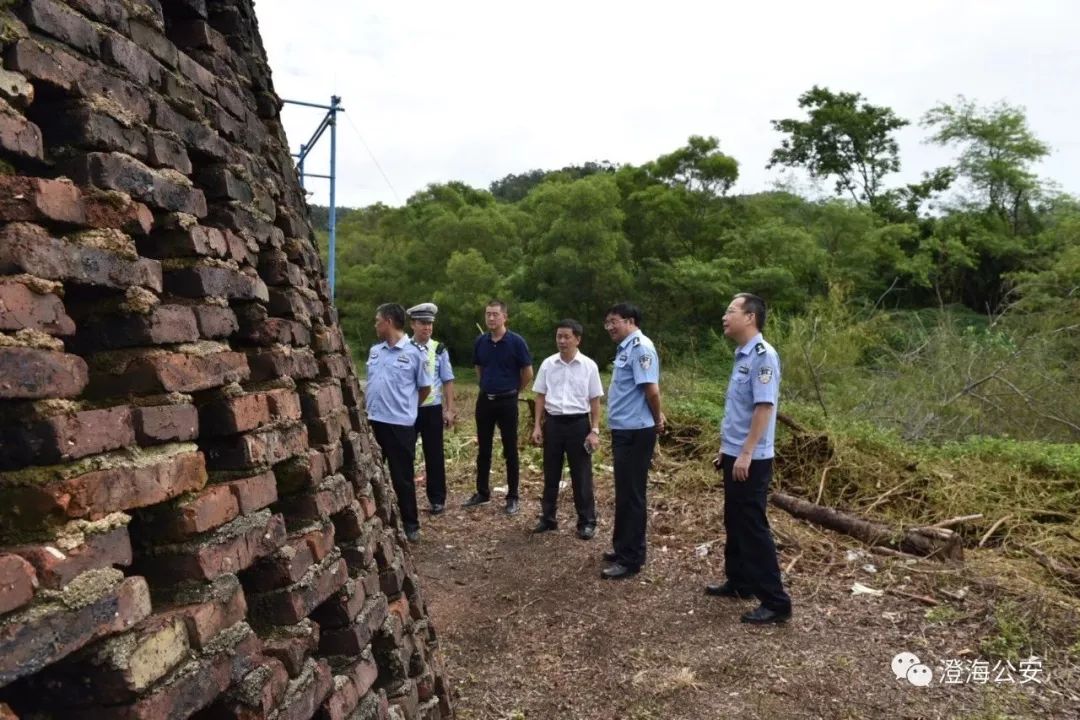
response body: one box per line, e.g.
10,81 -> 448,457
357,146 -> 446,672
545,412 -> 589,423
482,390 -> 518,400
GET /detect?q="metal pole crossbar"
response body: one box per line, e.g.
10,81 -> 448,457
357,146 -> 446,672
283,95 -> 343,300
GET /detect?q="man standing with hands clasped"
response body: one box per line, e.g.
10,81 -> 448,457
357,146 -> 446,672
464,300 -> 533,515
531,319 -> 603,539
706,293 -> 792,624
365,303 -> 433,543
601,303 -> 665,579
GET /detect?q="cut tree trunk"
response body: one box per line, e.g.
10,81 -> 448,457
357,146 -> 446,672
770,492 -> 964,561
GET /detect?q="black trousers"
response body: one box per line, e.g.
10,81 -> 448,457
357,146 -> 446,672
415,404 -> 446,506
540,413 -> 596,528
370,421 -> 419,533
474,394 -> 519,499
721,454 -> 791,612
611,427 -> 656,569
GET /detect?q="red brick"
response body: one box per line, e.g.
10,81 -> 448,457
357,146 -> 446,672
307,408 -> 350,447
223,228 -> 256,266
11,521 -> 132,590
260,619 -> 319,677
246,345 -> 319,382
267,658 -> 333,720
319,674 -> 361,720
157,574 -> 247,650
199,392 -> 271,436
281,475 -> 354,526
134,403 -> 199,444
89,347 -> 249,395
0,281 -> 74,335
0,347 -> 87,399
0,445 -> 206,536
77,624 -> 261,720
258,249 -> 305,287
50,101 -> 149,156
177,49 -> 216,94
311,578 -> 366,630
0,554 -> 37,615
192,304 -> 238,338
198,164 -> 253,202
242,532 -> 315,592
318,595 -> 386,657
129,20 -> 177,68
274,450 -> 327,495
73,304 -> 199,351
137,510 -> 286,583
17,0 -> 100,56
83,190 -> 154,236
102,30 -> 162,86
165,265 -> 268,301
0,176 -> 86,225
319,354 -> 350,379
219,470 -> 276,514
331,501 -> 366,542
0,222 -> 162,291
312,325 -> 345,355
0,98 -> 43,161
265,387 -> 303,421
3,38 -> 90,92
0,573 -> 151,686
248,554 -> 347,626
3,405 -> 136,466
64,0 -> 129,29
207,656 -> 289,719
139,483 -> 240,541
269,287 -> 323,322
300,382 -> 344,419
66,152 -> 207,216
147,130 -> 193,173
138,214 -> 227,259
203,423 -> 308,470
344,651 -> 380,698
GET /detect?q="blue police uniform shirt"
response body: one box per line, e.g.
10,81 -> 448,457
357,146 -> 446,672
472,331 -> 531,394
365,335 -> 433,425
607,329 -> 660,430
720,332 -> 780,460
411,337 -> 455,407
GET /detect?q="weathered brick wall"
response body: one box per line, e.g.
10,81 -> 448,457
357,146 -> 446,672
0,1 -> 452,718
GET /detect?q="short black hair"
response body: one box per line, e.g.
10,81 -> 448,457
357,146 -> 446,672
376,303 -> 406,329
735,293 -> 766,331
556,319 -> 583,338
605,302 -> 642,326
486,299 -> 508,314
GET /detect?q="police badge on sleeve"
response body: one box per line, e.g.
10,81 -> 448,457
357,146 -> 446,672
639,353 -> 654,370
758,366 -> 773,384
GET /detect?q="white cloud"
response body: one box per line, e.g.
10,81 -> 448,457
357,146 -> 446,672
255,0 -> 1080,207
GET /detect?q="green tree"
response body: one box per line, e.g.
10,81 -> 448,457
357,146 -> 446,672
923,97 -> 1050,233
769,86 -> 909,206
646,135 -> 739,197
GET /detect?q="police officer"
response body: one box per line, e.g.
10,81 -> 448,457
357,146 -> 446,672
530,319 -> 603,539
464,300 -> 533,515
601,302 -> 665,579
407,302 -> 456,515
365,303 -> 433,542
706,293 -> 792,624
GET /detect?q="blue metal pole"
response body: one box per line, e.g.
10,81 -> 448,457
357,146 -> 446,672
298,143 -> 306,189
328,95 -> 340,302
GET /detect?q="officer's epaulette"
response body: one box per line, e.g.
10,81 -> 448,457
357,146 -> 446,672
755,342 -> 766,356
631,337 -> 641,347
434,343 -> 447,355
410,340 -> 425,352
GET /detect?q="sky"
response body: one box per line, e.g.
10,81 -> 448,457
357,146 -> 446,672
255,0 -> 1080,209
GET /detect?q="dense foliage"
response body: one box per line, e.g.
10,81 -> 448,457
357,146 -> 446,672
313,89 -> 1078,442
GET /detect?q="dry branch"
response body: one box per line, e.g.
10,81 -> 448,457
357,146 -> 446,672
770,492 -> 964,561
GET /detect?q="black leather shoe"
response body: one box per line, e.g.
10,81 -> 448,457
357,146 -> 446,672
577,525 -> 596,540
405,528 -> 420,543
740,605 -> 791,625
462,493 -> 490,508
532,520 -> 557,533
505,498 -> 520,515
602,550 -> 617,562
429,503 -> 445,515
600,563 -> 639,580
704,582 -> 754,599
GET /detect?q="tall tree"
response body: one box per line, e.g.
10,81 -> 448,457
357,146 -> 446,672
769,86 -> 909,206
923,97 -> 1050,233
646,135 -> 739,197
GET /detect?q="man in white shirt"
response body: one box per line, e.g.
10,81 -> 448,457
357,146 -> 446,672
531,319 -> 604,539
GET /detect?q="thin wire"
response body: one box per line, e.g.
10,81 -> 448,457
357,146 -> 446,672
342,112 -> 401,204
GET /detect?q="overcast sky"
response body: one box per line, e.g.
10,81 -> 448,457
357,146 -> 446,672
255,0 -> 1080,209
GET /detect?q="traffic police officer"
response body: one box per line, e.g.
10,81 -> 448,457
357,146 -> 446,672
706,292 -> 792,624
601,302 -> 666,579
407,302 -> 456,515
366,303 -> 433,542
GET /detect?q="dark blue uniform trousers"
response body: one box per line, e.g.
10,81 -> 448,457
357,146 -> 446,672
721,454 -> 791,612
611,427 -> 656,569
370,420 -> 419,534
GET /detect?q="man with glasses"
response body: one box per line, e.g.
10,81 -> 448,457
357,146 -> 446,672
705,293 -> 792,624
600,302 -> 665,579
365,303 -> 433,542
464,299 -> 533,515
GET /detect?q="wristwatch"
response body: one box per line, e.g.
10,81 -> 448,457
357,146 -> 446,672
590,427 -> 600,435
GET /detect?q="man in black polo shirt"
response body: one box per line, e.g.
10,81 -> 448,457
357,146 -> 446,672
464,299 -> 533,515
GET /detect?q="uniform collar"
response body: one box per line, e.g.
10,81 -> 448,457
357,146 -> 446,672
618,329 -> 643,351
381,334 -> 411,351
735,332 -> 764,357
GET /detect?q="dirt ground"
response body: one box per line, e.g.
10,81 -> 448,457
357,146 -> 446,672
408,404 -> 1080,720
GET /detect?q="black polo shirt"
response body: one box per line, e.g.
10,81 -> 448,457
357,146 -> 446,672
473,331 -> 532,394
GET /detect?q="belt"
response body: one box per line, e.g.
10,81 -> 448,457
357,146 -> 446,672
545,412 -> 589,423
482,390 -> 518,400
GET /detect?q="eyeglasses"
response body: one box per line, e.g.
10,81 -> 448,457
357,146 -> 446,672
723,309 -> 751,317
603,318 -> 626,329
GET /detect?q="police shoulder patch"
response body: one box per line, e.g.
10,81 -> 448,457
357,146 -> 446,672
755,343 -> 766,356
638,353 -> 653,371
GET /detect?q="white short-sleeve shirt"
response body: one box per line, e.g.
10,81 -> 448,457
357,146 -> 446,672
532,351 -> 604,415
